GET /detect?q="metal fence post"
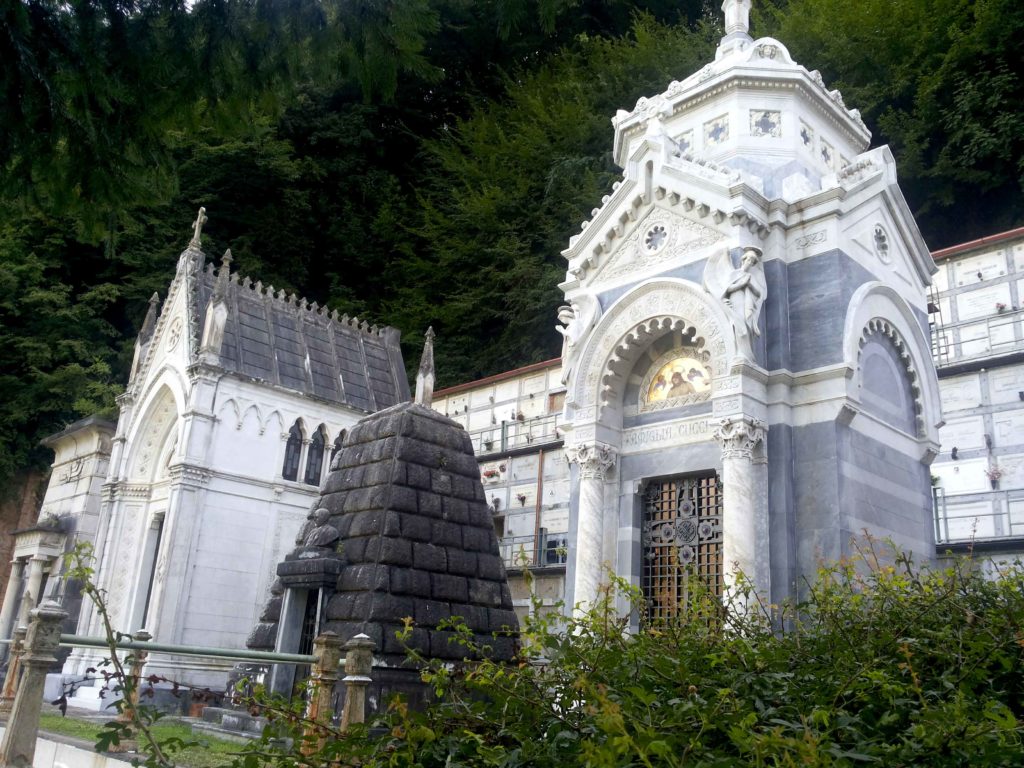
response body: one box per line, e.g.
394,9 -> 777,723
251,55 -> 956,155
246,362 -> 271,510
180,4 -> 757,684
0,601 -> 68,768
0,626 -> 27,715
340,633 -> 375,731
302,631 -> 342,754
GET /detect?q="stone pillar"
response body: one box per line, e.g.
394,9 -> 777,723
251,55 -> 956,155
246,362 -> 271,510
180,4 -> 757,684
340,633 -> 375,731
0,601 -> 68,768
566,443 -> 617,612
303,631 -> 343,754
0,560 -> 26,660
0,626 -> 27,714
714,416 -> 769,600
17,558 -> 47,630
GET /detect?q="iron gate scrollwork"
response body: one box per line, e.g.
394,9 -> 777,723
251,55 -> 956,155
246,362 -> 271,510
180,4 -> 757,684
641,474 -> 723,621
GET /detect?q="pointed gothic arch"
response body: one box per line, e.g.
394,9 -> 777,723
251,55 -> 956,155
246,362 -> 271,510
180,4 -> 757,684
303,424 -> 328,486
282,419 -> 305,482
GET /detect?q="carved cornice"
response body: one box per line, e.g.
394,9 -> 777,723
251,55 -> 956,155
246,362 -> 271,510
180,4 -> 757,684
565,443 -> 618,480
168,464 -> 212,485
713,416 -> 766,461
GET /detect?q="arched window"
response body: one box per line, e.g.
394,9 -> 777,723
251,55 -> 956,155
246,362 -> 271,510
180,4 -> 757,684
331,430 -> 347,460
304,425 -> 327,486
282,420 -> 303,481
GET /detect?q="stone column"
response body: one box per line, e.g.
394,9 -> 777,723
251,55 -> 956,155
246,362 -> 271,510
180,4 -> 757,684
714,416 -> 769,600
0,560 -> 26,660
16,557 -> 47,630
0,601 -> 68,768
566,443 -> 617,612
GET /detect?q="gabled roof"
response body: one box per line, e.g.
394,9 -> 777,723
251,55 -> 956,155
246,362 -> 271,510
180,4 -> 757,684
193,252 -> 410,412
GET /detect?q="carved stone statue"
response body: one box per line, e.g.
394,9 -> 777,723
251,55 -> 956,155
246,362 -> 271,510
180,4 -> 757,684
303,507 -> 340,550
722,0 -> 752,38
556,294 -> 600,386
703,246 -> 766,362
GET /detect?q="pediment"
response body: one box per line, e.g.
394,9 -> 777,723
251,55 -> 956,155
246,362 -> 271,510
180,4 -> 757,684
585,206 -> 726,288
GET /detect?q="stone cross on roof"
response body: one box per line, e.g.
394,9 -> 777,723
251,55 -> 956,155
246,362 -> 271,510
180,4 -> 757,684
722,0 -> 752,40
189,207 -> 208,249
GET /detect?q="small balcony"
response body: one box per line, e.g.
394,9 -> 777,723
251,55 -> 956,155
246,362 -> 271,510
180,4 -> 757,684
470,413 -> 563,456
933,487 -> 1024,547
931,306 -> 1024,369
497,530 -> 568,569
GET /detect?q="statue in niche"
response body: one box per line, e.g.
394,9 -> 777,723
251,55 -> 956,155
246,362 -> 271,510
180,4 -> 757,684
556,294 -> 600,386
703,246 -> 766,362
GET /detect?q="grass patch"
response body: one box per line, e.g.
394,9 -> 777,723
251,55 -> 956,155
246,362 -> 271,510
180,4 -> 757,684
39,712 -> 243,768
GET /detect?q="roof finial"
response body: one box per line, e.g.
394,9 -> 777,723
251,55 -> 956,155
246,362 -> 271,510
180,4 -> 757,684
722,0 -> 752,42
190,207 -> 208,249
414,326 -> 436,407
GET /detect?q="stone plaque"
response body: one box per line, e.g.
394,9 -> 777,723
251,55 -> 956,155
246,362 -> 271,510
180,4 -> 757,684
1014,244 -> 1024,273
510,483 -> 537,510
938,500 -> 999,541
495,380 -> 519,403
621,417 -> 712,453
993,409 -> 1024,446
989,364 -> 1024,404
542,507 -> 569,534
510,453 -> 538,479
954,249 -> 1007,285
939,374 -> 981,412
468,409 -> 492,431
938,458 -> 988,494
938,417 -> 985,451
523,374 -> 547,396
955,284 -> 1012,321
470,388 -> 494,408
543,478 -> 569,504
932,263 -> 950,293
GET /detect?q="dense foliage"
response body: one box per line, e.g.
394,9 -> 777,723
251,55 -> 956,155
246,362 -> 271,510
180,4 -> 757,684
232,549 -> 1024,766
2,0 -> 1024,489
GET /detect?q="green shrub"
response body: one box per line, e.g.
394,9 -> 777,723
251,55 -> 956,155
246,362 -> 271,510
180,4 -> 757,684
365,546 -> 1023,767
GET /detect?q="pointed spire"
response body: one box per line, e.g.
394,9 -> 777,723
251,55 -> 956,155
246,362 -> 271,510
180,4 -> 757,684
140,292 -> 161,340
213,249 -> 232,301
189,207 -> 208,250
414,327 -> 436,407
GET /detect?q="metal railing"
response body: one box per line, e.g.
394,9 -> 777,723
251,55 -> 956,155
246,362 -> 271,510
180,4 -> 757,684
498,531 -> 568,568
0,602 -> 375,767
470,413 -> 563,455
931,306 -> 1023,367
933,487 -> 1024,545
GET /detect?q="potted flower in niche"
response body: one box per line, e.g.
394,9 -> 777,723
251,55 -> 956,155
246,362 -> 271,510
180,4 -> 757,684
985,465 -> 1003,490
996,302 -> 1008,314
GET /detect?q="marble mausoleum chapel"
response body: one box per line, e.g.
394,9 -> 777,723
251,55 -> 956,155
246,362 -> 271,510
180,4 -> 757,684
21,0 -> 945,694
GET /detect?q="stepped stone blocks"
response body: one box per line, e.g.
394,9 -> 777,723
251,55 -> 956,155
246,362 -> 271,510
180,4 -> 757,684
249,401 -> 519,671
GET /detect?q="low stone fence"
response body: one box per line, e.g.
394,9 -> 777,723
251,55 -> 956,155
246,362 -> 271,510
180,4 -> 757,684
0,601 -> 376,768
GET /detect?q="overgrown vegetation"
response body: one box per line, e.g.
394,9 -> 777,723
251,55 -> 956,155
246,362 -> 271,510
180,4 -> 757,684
54,541 -> 1024,765
218,546 -> 1024,766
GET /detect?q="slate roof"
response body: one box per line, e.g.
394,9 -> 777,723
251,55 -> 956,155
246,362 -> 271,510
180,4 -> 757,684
248,401 -> 519,665
192,253 -> 409,412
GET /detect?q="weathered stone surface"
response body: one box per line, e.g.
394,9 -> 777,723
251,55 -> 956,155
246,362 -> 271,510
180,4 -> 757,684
247,401 -> 518,666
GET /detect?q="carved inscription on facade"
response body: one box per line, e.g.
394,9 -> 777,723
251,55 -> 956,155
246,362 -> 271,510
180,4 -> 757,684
622,417 -> 712,452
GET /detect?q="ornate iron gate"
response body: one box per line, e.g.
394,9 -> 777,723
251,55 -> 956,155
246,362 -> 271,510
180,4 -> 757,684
641,474 -> 723,621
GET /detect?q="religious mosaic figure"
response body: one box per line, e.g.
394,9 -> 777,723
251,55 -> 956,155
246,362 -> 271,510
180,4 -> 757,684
703,246 -> 766,362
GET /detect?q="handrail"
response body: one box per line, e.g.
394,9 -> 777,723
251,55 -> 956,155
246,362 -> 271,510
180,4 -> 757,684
59,634 -> 318,666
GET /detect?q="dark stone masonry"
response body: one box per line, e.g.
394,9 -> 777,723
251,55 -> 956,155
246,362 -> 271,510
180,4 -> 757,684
248,400 -> 519,669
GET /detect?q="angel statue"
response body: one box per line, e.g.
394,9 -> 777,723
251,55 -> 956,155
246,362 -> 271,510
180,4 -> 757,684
703,246 -> 766,362
556,294 -> 600,386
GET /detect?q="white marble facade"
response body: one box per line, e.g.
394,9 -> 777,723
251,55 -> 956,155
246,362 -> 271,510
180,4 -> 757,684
35,230 -> 409,697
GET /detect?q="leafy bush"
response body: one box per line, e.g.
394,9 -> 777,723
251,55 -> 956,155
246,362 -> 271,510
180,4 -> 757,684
312,545 -> 1024,767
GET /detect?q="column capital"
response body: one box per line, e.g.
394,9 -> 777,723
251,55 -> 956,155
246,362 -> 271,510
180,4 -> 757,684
714,415 -> 766,461
566,442 -> 617,480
